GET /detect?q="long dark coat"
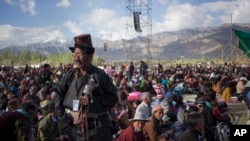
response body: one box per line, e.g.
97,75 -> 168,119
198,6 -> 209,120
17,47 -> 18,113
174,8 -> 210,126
54,65 -> 118,141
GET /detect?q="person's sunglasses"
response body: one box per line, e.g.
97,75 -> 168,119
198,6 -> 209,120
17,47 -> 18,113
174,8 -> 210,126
197,105 -> 205,108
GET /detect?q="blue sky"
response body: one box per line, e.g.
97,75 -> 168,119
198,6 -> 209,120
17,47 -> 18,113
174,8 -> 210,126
0,0 -> 249,48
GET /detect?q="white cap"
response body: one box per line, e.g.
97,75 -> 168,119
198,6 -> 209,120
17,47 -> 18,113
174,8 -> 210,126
240,77 -> 247,81
129,112 -> 149,122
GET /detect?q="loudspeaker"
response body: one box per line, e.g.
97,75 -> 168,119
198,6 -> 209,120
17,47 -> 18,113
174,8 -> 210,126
133,12 -> 142,32
104,43 -> 108,51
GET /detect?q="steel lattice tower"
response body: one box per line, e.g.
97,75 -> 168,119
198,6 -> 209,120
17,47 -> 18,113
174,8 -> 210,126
125,0 -> 152,61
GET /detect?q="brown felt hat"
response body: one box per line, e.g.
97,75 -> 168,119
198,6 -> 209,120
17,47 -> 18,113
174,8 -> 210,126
69,34 -> 95,54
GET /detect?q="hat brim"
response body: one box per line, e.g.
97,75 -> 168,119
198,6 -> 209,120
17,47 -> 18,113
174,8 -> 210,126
129,119 -> 149,122
69,47 -> 75,52
162,114 -> 170,121
68,44 -> 95,54
195,101 -> 206,105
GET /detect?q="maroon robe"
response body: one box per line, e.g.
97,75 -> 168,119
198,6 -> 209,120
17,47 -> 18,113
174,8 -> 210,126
117,124 -> 145,141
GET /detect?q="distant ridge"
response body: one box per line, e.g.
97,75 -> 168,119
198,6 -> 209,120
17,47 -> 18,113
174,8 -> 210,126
1,23 -> 250,61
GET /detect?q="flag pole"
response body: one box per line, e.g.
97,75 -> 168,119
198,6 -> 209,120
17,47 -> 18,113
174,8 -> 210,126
230,14 -> 233,62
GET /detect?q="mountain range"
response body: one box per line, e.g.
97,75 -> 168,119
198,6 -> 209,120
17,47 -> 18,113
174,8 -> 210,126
1,23 -> 250,61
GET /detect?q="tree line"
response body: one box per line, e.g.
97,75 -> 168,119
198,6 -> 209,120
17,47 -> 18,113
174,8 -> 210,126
0,49 -> 106,67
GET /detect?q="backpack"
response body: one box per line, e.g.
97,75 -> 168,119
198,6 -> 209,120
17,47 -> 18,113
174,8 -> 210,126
214,122 -> 230,141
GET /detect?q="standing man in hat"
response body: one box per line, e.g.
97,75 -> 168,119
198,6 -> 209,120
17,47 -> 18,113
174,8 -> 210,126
128,61 -> 134,82
53,34 -> 118,141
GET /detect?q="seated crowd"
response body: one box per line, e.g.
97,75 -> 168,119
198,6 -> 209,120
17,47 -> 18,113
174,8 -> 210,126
0,62 -> 249,141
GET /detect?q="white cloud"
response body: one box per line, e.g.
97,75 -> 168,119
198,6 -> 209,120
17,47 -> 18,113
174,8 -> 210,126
84,9 -> 117,25
205,0 -> 250,24
152,0 -> 250,34
63,21 -> 83,35
4,0 -> 15,4
0,25 -> 66,48
4,0 -> 36,16
86,0 -> 93,7
67,0 -> 250,40
80,8 -> 127,40
56,0 -> 71,7
20,0 -> 36,16
157,0 -> 174,5
165,3 -> 211,29
230,0 -> 250,23
2,0 -> 250,47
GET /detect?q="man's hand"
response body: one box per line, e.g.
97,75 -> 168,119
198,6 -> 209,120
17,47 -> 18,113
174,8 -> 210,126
81,95 -> 88,105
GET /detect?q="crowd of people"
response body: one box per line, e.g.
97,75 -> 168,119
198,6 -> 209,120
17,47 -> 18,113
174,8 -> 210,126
0,33 -> 250,141
111,61 -> 250,141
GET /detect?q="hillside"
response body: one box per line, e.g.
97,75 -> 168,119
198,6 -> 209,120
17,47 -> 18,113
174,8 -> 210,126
1,23 -> 250,61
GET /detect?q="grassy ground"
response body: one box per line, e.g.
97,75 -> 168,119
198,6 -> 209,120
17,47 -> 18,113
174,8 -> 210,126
183,94 -> 249,125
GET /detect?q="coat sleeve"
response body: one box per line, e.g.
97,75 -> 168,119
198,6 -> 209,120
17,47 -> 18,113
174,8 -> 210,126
53,70 -> 75,118
37,115 -> 52,141
96,69 -> 118,109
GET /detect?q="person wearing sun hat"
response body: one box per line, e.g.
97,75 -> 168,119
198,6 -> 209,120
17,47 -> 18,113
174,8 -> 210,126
53,34 -> 118,141
117,112 -> 149,141
236,76 -> 248,101
143,105 -> 168,141
37,101 -> 69,141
